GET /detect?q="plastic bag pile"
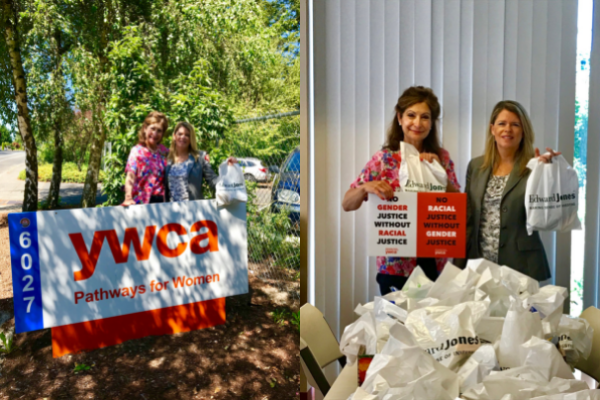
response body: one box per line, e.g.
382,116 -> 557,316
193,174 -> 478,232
341,259 -> 595,400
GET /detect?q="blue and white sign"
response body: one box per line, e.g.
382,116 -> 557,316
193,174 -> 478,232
8,200 -> 248,333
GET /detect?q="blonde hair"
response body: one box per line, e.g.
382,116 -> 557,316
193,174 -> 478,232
168,121 -> 200,162
138,111 -> 168,147
482,100 -> 535,176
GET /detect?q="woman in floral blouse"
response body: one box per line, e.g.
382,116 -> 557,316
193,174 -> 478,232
342,86 -> 460,295
122,111 -> 170,206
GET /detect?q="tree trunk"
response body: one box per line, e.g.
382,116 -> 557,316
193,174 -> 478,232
47,126 -> 62,209
80,5 -> 109,209
81,117 -> 105,208
47,30 -> 66,210
2,0 -> 38,211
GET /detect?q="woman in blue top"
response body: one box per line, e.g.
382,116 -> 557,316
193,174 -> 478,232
165,121 -> 236,202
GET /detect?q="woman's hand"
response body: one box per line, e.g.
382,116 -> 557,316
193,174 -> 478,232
121,199 -> 136,207
226,157 -> 237,166
535,147 -> 562,163
342,180 -> 394,212
362,180 -> 394,200
420,152 -> 441,165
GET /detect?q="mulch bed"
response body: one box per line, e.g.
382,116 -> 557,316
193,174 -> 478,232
0,213 -> 300,400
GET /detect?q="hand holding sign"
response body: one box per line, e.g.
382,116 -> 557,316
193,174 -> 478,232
362,181 -> 394,201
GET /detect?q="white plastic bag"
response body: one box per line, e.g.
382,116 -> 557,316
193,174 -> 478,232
456,344 -> 499,392
497,300 -> 544,369
461,366 -> 589,400
523,285 -> 568,336
555,315 -> 594,367
359,337 -> 459,399
525,155 -> 581,235
530,389 -> 600,400
404,301 -> 489,371
215,163 -> 248,206
398,141 -> 448,192
339,311 -> 378,364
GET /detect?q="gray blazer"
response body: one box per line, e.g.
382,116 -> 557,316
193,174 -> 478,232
454,156 -> 550,281
165,151 -> 219,201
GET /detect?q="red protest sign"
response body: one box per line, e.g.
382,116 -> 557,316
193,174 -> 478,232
416,193 -> 467,258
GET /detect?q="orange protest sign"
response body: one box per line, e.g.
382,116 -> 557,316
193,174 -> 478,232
417,193 -> 466,258
369,192 -> 466,258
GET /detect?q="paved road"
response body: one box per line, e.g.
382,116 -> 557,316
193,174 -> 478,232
0,151 -> 105,211
0,150 -> 25,175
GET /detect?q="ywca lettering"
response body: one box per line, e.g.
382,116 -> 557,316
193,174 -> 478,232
68,221 -> 218,281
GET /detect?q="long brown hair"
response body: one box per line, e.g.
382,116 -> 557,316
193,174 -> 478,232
138,111 -> 169,147
383,86 -> 442,159
482,100 -> 535,176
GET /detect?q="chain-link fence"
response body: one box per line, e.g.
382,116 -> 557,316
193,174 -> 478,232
227,111 -> 300,304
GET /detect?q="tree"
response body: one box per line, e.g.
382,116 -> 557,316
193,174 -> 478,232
0,124 -> 12,143
24,1 -> 75,209
1,0 -> 38,211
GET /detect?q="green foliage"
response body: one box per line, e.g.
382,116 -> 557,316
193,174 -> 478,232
19,162 -> 105,184
73,362 -> 92,374
101,21 -> 232,205
571,278 -> 584,306
244,179 -> 299,270
574,98 -> 588,187
222,114 -> 299,161
271,308 -> 299,332
291,310 -> 300,332
247,206 -> 299,269
0,331 -> 15,354
0,125 -> 12,144
3,0 -> 298,210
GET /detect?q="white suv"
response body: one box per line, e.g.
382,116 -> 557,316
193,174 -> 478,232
237,157 -> 268,182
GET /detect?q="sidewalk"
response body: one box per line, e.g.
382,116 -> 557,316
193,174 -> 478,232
0,164 -> 106,212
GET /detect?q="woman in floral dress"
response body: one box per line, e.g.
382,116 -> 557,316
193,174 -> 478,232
342,86 -> 460,295
122,111 -> 170,206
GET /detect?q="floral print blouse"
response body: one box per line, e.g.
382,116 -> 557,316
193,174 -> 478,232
350,147 -> 461,277
125,144 -> 169,204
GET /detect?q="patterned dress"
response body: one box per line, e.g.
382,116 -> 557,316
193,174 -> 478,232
350,147 -> 461,277
168,157 -> 194,202
125,144 -> 169,204
479,175 -> 509,263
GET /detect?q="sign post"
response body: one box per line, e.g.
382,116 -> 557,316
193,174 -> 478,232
9,200 -> 248,356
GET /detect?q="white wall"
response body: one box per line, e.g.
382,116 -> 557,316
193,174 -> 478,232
309,0 -> 578,379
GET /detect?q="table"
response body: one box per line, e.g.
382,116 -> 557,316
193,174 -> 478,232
324,362 -> 358,400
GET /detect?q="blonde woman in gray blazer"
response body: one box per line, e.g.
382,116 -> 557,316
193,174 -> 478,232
165,121 -> 236,202
455,101 -> 560,281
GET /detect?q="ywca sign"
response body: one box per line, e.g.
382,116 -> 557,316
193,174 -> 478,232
9,201 -> 248,334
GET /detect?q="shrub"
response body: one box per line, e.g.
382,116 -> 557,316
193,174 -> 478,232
19,163 -> 105,184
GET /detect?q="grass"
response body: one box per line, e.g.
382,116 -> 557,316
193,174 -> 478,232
271,308 -> 299,332
19,162 -> 105,184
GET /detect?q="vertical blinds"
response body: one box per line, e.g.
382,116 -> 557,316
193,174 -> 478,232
584,0 -> 600,309
310,0 -> 578,376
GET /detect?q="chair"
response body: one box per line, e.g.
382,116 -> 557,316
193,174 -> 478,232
300,303 -> 347,396
575,306 -> 600,386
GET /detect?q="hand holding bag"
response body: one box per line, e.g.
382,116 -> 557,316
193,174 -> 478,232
525,154 -> 581,235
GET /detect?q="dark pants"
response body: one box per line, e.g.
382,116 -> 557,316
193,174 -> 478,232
377,258 -> 440,296
149,195 -> 164,204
